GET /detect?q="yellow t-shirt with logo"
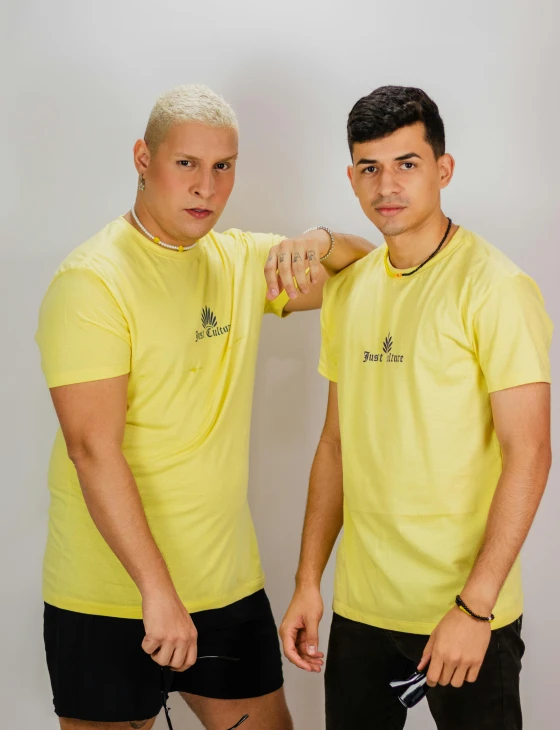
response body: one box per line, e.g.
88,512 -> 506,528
319,227 -> 552,634
36,217 -> 288,618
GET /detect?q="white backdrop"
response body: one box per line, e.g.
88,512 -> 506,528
1,0 -> 558,728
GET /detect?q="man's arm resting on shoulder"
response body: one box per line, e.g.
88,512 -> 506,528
280,381 -> 343,672
50,375 -> 197,671
265,230 -> 374,313
419,382 -> 552,688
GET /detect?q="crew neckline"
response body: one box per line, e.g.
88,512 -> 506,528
383,225 -> 466,279
118,215 -> 206,260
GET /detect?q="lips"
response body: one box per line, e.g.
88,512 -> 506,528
376,206 -> 405,217
186,208 -> 212,220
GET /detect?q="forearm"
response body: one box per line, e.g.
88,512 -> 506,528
462,444 -> 551,614
319,231 -> 374,276
72,448 -> 175,598
296,437 -> 344,590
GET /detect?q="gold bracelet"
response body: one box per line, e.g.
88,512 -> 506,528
302,226 -> 335,262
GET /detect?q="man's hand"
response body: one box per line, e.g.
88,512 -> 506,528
279,586 -> 325,673
265,230 -> 331,301
142,588 -> 198,672
418,606 -> 492,688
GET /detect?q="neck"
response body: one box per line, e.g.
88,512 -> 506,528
385,211 -> 457,270
127,197 -> 199,249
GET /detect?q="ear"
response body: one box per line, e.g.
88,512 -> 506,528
133,139 -> 151,177
347,164 -> 358,197
438,153 -> 455,190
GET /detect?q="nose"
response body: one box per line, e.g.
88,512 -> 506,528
191,167 -> 215,200
377,168 -> 401,198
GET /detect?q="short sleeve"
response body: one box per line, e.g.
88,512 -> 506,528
241,231 -> 291,317
36,267 -> 131,388
473,274 -> 553,393
318,280 -> 339,382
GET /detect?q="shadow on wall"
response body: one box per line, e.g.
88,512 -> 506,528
217,53 -> 368,238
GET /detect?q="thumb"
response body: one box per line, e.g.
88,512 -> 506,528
142,635 -> 160,656
417,634 -> 435,672
305,616 -> 320,656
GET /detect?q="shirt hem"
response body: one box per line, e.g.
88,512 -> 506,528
487,372 -> 552,393
44,576 -> 266,619
332,599 -> 523,634
44,363 -> 131,389
318,362 -> 338,382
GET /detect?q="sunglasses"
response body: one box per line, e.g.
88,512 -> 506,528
389,667 -> 430,709
161,655 -> 249,729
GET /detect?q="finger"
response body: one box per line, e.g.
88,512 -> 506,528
306,248 -> 322,285
305,661 -> 323,672
417,636 -> 435,671
466,664 -> 481,683
296,641 -> 325,659
304,617 -> 320,657
277,250 -> 298,299
282,627 -> 314,672
142,635 -> 162,656
291,247 -> 309,294
183,640 -> 198,671
299,653 -> 324,672
450,664 -> 468,688
426,655 -> 443,688
264,250 -> 279,300
169,643 -> 188,671
285,647 -> 315,671
176,645 -> 197,672
151,642 -> 174,667
296,644 -> 325,663
438,660 -> 457,687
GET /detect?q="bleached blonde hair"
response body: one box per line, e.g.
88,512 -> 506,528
144,84 -> 238,152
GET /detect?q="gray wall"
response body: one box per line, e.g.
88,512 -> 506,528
1,0 -> 558,727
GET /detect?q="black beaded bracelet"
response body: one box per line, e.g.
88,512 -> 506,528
455,595 -> 495,623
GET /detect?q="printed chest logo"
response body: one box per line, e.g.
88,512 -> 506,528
195,307 -> 231,343
363,333 -> 404,364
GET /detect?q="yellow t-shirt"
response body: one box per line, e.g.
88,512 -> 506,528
319,227 -> 552,634
36,217 -> 288,618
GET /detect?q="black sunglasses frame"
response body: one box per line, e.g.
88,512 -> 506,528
161,656 -> 249,729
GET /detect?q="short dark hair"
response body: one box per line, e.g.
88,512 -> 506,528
347,86 -> 445,159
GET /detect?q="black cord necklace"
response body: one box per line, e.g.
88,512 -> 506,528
386,217 -> 453,278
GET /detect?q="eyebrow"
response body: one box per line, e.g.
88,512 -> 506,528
175,152 -> 239,162
356,152 -> 423,165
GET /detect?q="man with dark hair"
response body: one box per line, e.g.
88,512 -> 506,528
280,86 -> 552,729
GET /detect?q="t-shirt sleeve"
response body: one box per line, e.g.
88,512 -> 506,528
36,267 -> 131,388
318,280 -> 339,382
473,273 -> 553,393
242,231 -> 291,317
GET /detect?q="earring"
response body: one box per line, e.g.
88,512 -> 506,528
138,175 -> 146,192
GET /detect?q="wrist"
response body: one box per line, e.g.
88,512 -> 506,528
301,227 -> 334,259
138,568 -> 176,600
458,588 -> 496,618
317,229 -> 333,259
295,572 -> 322,593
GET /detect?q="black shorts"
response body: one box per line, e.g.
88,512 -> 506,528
44,589 -> 284,723
325,612 -> 525,730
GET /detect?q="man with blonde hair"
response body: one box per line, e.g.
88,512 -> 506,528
36,85 -> 372,730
